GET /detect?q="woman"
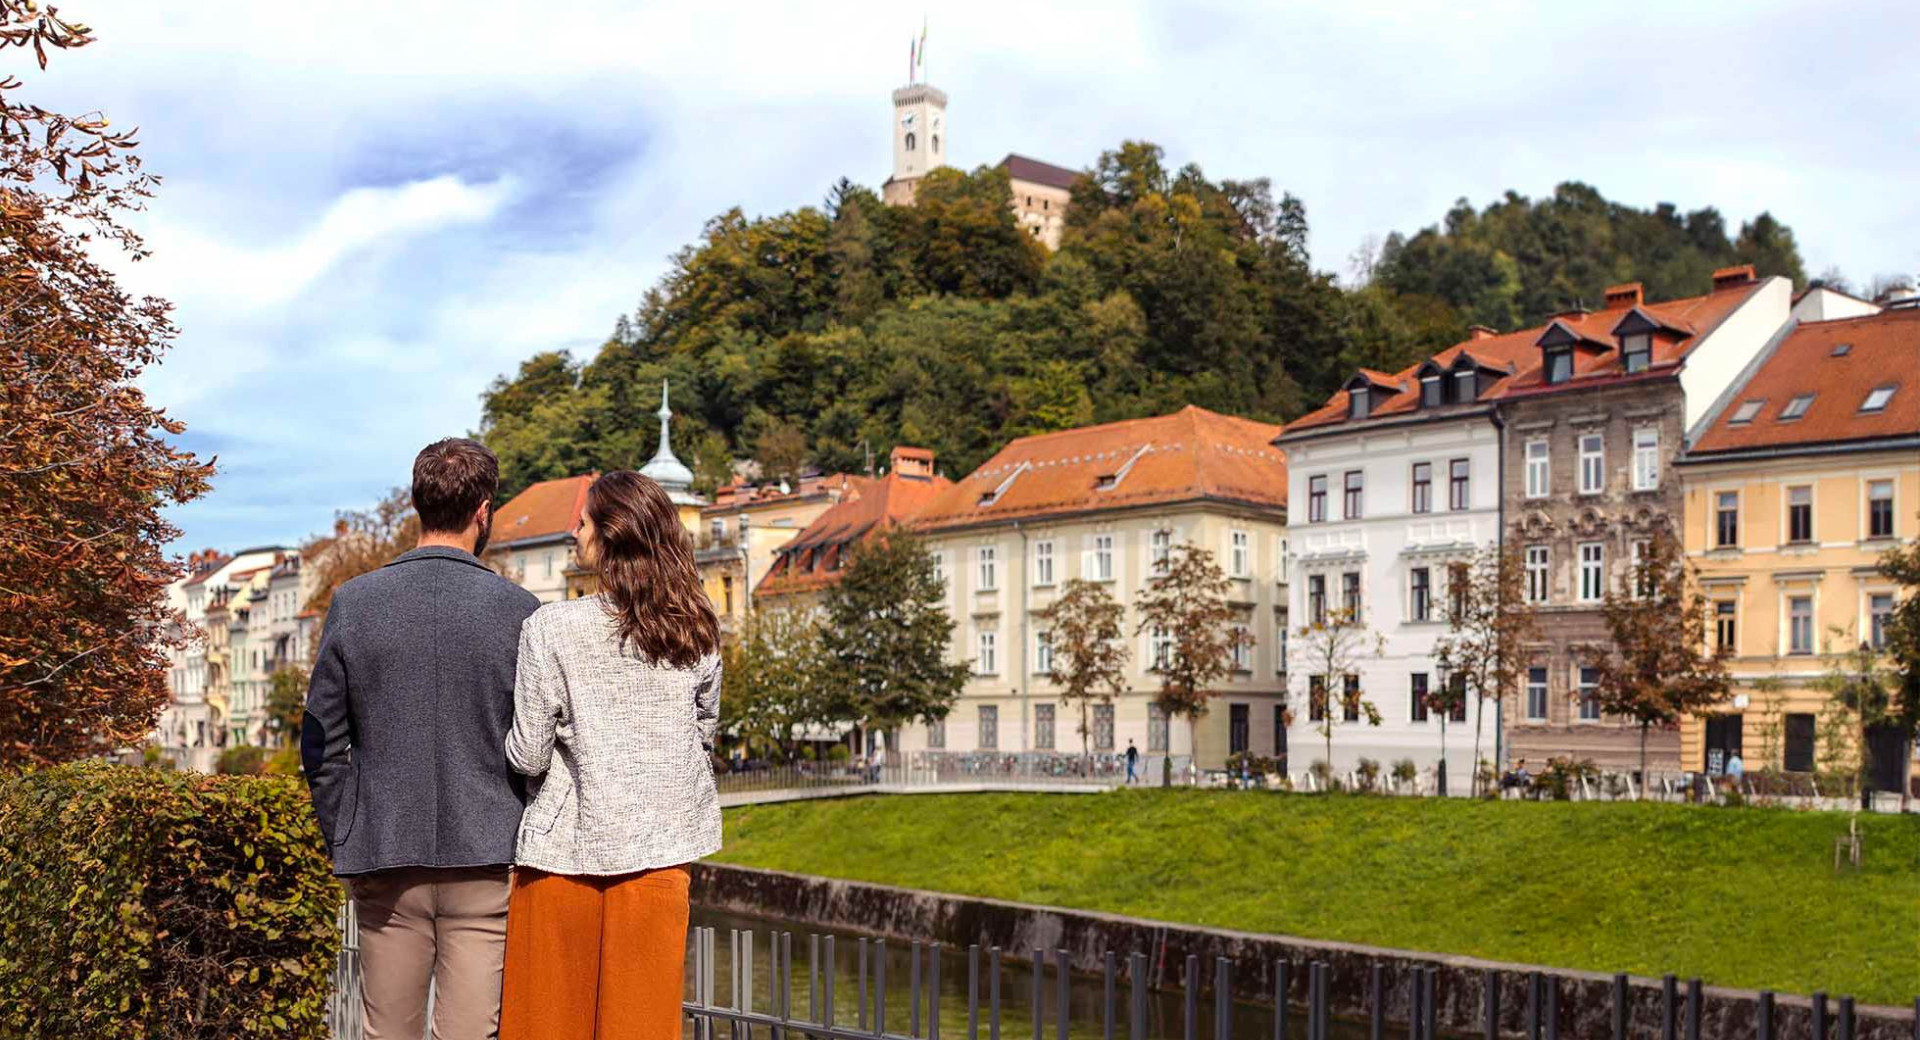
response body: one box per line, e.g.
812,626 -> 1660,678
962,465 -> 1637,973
500,470 -> 722,1040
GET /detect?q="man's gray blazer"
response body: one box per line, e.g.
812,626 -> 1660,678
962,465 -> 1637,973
301,546 -> 541,876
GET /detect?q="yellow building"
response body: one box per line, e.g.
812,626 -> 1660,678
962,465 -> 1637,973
1677,306 -> 1918,795
695,472 -> 863,633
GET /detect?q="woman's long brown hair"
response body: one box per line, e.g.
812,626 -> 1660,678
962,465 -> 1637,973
585,471 -> 720,668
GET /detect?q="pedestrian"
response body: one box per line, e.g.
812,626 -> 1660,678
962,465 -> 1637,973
1125,739 -> 1139,784
302,439 -> 539,1039
499,471 -> 724,1040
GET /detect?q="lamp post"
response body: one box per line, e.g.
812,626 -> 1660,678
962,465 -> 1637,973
1858,641 -> 1873,812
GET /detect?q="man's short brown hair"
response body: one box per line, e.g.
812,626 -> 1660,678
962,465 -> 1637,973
412,438 -> 500,534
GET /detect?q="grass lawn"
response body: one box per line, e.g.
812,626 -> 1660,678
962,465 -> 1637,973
714,790 -> 1920,1006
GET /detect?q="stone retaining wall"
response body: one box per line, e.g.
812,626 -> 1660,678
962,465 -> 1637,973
692,862 -> 1913,1040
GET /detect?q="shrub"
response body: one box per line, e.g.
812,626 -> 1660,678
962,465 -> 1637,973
1355,758 -> 1382,793
217,744 -> 267,775
0,762 -> 343,1039
1390,758 -> 1417,786
826,744 -> 851,764
1532,756 -> 1599,801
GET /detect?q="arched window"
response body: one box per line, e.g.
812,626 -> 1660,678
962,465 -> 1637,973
932,134 -> 940,153
905,132 -> 917,152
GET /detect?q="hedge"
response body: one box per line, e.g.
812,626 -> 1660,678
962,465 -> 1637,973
0,762 -> 342,1039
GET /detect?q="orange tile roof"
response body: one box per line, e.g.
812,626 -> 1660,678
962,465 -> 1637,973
754,466 -> 953,597
913,406 -> 1287,531
495,474 -> 595,547
1689,306 -> 1919,455
702,472 -> 862,514
1285,280 -> 1765,435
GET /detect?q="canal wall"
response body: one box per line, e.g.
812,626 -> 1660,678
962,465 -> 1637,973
692,862 -> 1913,1040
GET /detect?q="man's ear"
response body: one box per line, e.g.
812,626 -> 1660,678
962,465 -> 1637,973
473,499 -> 492,530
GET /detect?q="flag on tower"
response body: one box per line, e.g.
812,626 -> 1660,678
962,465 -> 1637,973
908,37 -> 916,81
918,17 -> 928,75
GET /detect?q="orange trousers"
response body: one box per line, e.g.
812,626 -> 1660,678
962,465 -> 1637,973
500,865 -> 691,1040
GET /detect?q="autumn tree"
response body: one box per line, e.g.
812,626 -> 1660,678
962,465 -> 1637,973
1585,528 -> 1731,791
1292,602 -> 1385,784
0,4 -> 215,765
1134,544 -> 1250,763
1876,531 -> 1920,757
1037,578 -> 1130,762
1433,545 -> 1539,795
720,606 -> 835,761
302,488 -> 420,623
819,532 -> 970,734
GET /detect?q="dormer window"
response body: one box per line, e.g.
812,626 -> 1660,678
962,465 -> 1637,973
1622,333 -> 1651,374
1860,385 -> 1896,413
1350,387 -> 1372,419
1453,370 -> 1477,402
1545,347 -> 1573,384
1420,376 -> 1442,408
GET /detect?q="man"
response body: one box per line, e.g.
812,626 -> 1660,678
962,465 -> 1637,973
1124,739 -> 1139,784
303,439 -> 541,1039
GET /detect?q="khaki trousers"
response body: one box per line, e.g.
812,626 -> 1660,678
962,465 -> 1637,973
352,866 -> 512,1040
500,865 -> 691,1040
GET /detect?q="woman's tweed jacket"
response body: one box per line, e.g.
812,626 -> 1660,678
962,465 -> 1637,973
505,596 -> 722,875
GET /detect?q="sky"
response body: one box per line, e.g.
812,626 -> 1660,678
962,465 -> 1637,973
25,0 -> 1917,553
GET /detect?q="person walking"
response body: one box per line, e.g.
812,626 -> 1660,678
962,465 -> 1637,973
302,438 -> 539,1039
1124,739 -> 1139,784
500,471 -> 723,1040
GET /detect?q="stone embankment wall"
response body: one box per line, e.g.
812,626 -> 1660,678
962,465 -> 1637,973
693,863 -> 1913,1040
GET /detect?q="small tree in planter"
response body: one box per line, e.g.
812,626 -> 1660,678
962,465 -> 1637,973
1134,544 -> 1250,768
1816,634 -> 1898,814
1292,603 -> 1385,782
1037,579 -> 1131,766
1433,544 -> 1538,796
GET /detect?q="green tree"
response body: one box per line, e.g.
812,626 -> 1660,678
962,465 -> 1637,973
1133,544 -> 1250,763
264,667 -> 306,746
819,533 -> 970,732
1874,526 -> 1920,742
1815,636 -> 1897,812
720,607 -> 834,761
1292,604 -> 1385,783
1036,579 -> 1130,762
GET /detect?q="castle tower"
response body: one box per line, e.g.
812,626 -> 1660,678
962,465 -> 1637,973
881,83 -> 948,206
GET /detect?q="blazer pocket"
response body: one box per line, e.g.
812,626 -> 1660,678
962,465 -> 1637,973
525,783 -> 572,835
329,759 -> 360,847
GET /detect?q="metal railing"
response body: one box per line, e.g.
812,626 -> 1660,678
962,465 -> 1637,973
713,754 -> 1196,798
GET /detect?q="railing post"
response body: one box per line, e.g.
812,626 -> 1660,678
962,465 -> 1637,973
1216,957 -> 1232,1040
1034,949 -> 1045,1040
1274,961 -> 1289,1040
969,945 -> 981,1040
1757,991 -> 1773,1040
1611,974 -> 1628,1040
860,938 -> 870,1032
1484,969 -> 1499,1040
1185,954 -> 1199,1040
1368,963 -> 1383,1040
913,942 -> 924,1039
1544,974 -> 1558,1040
1061,950 -> 1074,1040
826,935 -> 838,1028
1104,951 -> 1118,1040
1661,974 -> 1677,1040
1838,997 -> 1855,1040
991,947 -> 1004,1040
877,940 -> 889,1037
1685,978 -> 1701,1040
1423,968 -> 1437,1040
1813,992 -> 1828,1040
1405,965 -> 1419,1040
932,944 -> 944,1040
1131,952 -> 1148,1040
813,934 -> 823,1027
1526,971 -> 1540,1040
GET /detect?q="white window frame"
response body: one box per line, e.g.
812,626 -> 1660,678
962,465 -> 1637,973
1231,624 -> 1253,672
1150,529 -> 1172,576
1034,630 -> 1054,675
1576,666 -> 1601,722
1524,438 -> 1550,499
975,629 -> 998,675
1578,542 -> 1605,603
1578,433 -> 1605,495
1033,540 -> 1055,586
1526,667 -> 1549,721
1089,534 -> 1115,582
931,551 -> 946,591
1787,595 -> 1814,655
976,545 -> 998,591
1631,427 -> 1660,491
1148,626 -> 1173,671
1865,479 -> 1896,540
1525,546 -> 1549,605
1230,529 -> 1251,578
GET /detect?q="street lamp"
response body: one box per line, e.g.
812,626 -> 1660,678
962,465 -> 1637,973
1858,641 -> 1873,812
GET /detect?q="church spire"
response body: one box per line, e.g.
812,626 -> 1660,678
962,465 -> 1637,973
639,378 -> 695,493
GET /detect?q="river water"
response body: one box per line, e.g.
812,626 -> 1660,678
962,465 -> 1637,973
688,907 -> 1380,1040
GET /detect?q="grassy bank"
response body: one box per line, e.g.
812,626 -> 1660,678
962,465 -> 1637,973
714,791 -> 1920,1006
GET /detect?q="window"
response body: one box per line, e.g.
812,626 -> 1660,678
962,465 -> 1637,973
1716,492 -> 1740,548
1307,575 -> 1326,625
1525,439 -> 1549,499
976,630 -> 998,674
1034,704 -> 1055,750
1229,704 -> 1250,755
1860,385 -> 1897,413
1870,593 -> 1895,650
1578,667 -> 1601,721
1525,546 -> 1549,604
1622,333 -> 1652,374
1308,476 -> 1327,523
1449,683 -> 1468,723
1449,459 -> 1470,511
932,551 -> 946,590
1526,667 -> 1549,721
1343,470 -> 1365,519
1411,462 -> 1433,514
1093,704 -> 1115,751
932,134 -> 940,154
1148,704 -> 1169,752
1629,539 -> 1652,598
1231,626 -> 1253,671
905,131 -> 917,151
1410,567 -> 1431,622
1308,675 -> 1327,722
1350,386 -> 1372,419
710,518 -> 725,544
1787,486 -> 1813,544
1578,543 -> 1604,603
1230,530 -> 1250,578
1868,480 -> 1895,539
544,552 -> 555,578
1150,529 -> 1172,575
1410,673 -> 1430,722
1149,627 -> 1173,671
1341,571 -> 1361,621
1631,428 -> 1660,491
1728,400 -> 1765,425
1545,348 -> 1573,384
977,705 -> 998,750
1034,631 -> 1054,675
977,546 -> 998,589
927,717 -> 945,750
1090,534 -> 1114,581
1780,394 -> 1814,421
1273,706 -> 1288,761
1788,596 -> 1814,655
1454,370 -> 1478,402
1715,601 -> 1737,655
1420,376 -> 1442,408
1034,540 -> 1055,585
1277,610 -> 1288,674
1578,434 -> 1604,495
1784,713 -> 1815,772
1341,675 -> 1361,722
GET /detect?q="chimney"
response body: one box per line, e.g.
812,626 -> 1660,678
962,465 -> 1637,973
334,518 -> 349,538
888,446 -> 936,480
1712,264 -> 1756,291
1603,282 -> 1644,309
1468,325 -> 1497,341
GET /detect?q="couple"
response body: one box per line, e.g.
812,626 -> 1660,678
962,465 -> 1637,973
301,438 -> 722,1040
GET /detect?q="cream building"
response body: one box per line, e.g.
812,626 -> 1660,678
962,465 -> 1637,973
156,545 -> 287,769
697,471 -> 863,633
896,407 -> 1291,771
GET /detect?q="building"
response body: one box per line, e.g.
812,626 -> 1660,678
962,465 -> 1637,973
696,472 -> 863,633
1677,303 -> 1917,795
493,473 -> 596,603
754,447 -> 951,608
638,379 -> 708,530
1277,331 -> 1535,784
1494,267 -> 1790,773
156,545 -> 286,770
895,406 -> 1290,770
878,79 -> 1079,250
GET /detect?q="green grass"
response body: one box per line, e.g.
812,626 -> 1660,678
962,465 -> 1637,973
714,791 -> 1920,1006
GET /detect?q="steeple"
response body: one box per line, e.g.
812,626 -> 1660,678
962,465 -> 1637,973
639,379 -> 696,494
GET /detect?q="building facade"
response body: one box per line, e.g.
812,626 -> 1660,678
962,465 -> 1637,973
754,447 -> 951,609
1677,304 -> 1918,795
896,407 -> 1290,771
877,80 -> 1078,249
156,545 -> 287,770
696,472 -> 862,634
1494,269 -> 1790,773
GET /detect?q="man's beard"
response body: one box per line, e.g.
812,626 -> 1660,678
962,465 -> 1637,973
472,510 -> 494,557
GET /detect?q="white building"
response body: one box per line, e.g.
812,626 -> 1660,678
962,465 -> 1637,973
156,545 -> 287,770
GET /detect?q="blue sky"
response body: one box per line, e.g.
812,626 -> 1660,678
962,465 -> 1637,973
34,0 -> 1917,553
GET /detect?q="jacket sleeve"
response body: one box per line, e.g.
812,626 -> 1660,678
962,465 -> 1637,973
505,616 -> 561,776
301,612 -> 354,845
694,653 -> 722,753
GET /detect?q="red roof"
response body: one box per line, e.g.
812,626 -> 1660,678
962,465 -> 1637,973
1690,306 -> 1919,455
754,466 -> 952,597
702,472 -> 861,514
999,154 -> 1081,191
914,406 -> 1287,531
495,474 -> 595,547
182,555 -> 233,586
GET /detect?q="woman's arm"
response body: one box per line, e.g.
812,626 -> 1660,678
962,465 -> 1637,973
505,615 -> 562,775
694,654 -> 722,753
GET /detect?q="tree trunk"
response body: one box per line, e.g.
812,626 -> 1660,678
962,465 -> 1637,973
1081,699 -> 1091,773
1439,715 -> 1449,797
1638,721 -> 1649,800
1470,696 -> 1486,797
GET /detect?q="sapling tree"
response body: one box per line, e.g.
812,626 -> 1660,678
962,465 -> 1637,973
1037,578 -> 1130,764
1433,544 -> 1539,795
1135,544 -> 1250,765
